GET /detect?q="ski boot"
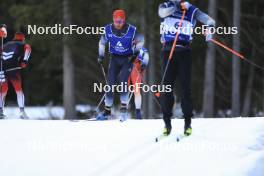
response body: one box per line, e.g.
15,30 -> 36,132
184,123 -> 192,136
135,109 -> 142,119
0,108 -> 5,119
19,108 -> 29,119
96,106 -> 111,121
119,104 -> 128,122
163,124 -> 172,136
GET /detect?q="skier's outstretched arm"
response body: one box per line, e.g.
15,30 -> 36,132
24,44 -> 32,58
194,10 -> 216,41
98,35 -> 107,64
195,10 -> 216,27
133,33 -> 144,54
21,44 -> 31,68
138,48 -> 149,69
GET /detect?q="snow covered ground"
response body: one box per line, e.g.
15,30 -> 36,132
3,105 -> 92,119
0,118 -> 264,176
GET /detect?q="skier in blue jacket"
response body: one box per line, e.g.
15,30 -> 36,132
97,10 -> 143,122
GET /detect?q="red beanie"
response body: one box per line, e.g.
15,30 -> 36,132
113,10 -> 126,21
13,32 -> 25,41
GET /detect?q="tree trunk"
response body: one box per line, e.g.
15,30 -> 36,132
119,0 -> 124,8
232,0 -> 241,117
63,0 -> 76,119
202,0 -> 217,117
145,0 -> 156,119
242,47 -> 255,117
141,0 -> 149,119
146,29 -> 155,119
263,71 -> 264,114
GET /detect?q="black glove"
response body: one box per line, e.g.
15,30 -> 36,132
129,55 -> 136,63
129,50 -> 139,63
141,63 -> 147,71
170,0 -> 188,11
98,56 -> 104,64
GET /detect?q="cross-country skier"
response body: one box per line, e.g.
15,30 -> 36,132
0,24 -> 8,119
158,0 -> 215,136
128,35 -> 149,119
96,9 -> 142,121
0,32 -> 32,119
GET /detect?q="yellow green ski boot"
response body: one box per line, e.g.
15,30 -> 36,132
184,125 -> 192,136
163,125 -> 172,136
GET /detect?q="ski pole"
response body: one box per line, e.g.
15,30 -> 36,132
94,94 -> 105,113
5,67 -> 22,72
100,63 -> 108,85
1,37 -> 3,71
140,69 -> 162,109
93,63 -> 108,114
0,37 -> 3,110
210,38 -> 264,71
210,38 -> 245,59
155,10 -> 186,98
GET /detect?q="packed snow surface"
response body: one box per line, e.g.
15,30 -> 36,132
0,118 -> 264,176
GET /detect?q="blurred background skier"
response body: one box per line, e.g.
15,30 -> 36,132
0,24 -> 8,119
158,0 -> 215,136
0,32 -> 31,119
97,9 -> 143,122
128,34 -> 149,119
